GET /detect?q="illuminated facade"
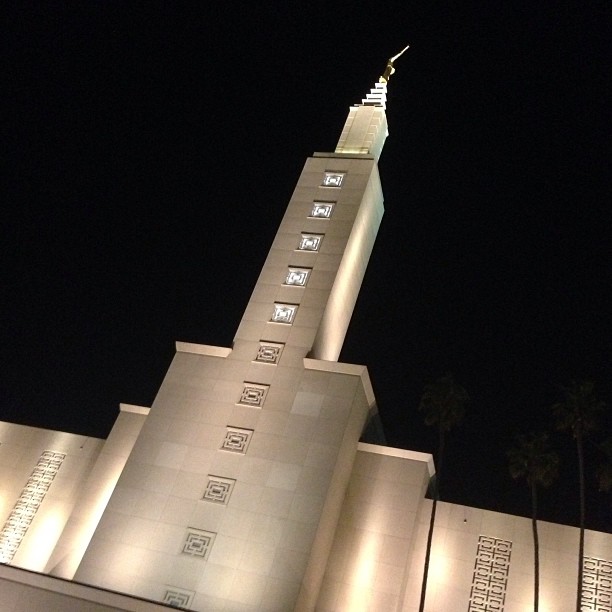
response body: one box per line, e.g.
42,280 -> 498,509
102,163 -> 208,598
0,75 -> 611,611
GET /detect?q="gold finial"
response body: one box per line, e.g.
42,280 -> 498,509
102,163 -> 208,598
380,44 -> 410,83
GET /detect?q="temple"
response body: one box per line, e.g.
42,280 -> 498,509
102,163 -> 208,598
0,58 -> 610,611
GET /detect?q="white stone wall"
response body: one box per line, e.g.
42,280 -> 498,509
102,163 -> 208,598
0,422 -> 104,572
404,500 -> 612,612
317,444 -> 433,612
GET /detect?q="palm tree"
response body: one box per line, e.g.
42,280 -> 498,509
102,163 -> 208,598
508,432 -> 559,612
552,380 -> 606,612
418,374 -> 469,612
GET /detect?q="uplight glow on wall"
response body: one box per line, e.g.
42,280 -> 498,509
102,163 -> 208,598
0,450 -> 65,563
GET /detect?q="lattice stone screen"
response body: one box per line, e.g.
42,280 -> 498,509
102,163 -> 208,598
468,535 -> 512,612
220,427 -> 253,454
182,528 -> 216,559
255,342 -> 284,364
238,383 -> 269,407
202,476 -> 235,505
583,556 -> 612,612
0,450 -> 66,563
163,587 -> 195,608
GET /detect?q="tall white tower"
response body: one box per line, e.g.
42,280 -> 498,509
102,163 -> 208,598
72,61 -> 402,611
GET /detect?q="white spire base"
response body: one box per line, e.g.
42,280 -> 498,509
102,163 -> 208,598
335,83 -> 389,161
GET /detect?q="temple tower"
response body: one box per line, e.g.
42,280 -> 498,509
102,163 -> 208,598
72,62 -> 401,611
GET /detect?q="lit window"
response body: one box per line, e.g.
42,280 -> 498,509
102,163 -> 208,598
322,172 -> 345,187
310,202 -> 334,218
284,267 -> 310,286
298,234 -> 323,251
271,303 -> 298,324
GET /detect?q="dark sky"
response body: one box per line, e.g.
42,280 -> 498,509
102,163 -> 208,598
3,4 -> 610,531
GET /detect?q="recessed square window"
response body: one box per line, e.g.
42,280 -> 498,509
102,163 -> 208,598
310,202 -> 334,218
203,475 -> 235,505
271,303 -> 298,324
238,382 -> 269,407
298,234 -> 323,251
182,528 -> 216,559
255,342 -> 284,364
221,427 -> 253,454
284,267 -> 311,286
322,172 -> 345,187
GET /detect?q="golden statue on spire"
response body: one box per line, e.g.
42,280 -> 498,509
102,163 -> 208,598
380,44 -> 410,83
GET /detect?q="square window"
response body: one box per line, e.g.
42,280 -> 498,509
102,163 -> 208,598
284,267 -> 311,286
238,382 -> 269,407
203,475 -> 235,504
182,528 -> 216,559
255,342 -> 284,364
310,202 -> 334,218
221,427 -> 253,454
322,172 -> 345,187
271,303 -> 298,324
298,234 -> 323,251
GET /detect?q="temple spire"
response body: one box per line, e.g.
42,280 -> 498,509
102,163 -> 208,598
335,45 -> 409,160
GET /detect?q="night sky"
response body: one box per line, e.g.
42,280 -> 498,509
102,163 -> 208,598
3,4 -> 610,531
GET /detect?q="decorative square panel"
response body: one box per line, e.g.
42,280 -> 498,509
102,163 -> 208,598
322,172 -> 345,187
255,342 -> 284,364
297,233 -> 323,251
271,303 -> 298,324
468,535 -> 512,612
182,528 -> 216,558
0,450 -> 65,564
284,267 -> 311,286
163,587 -> 195,609
221,427 -> 253,454
583,556 -> 612,611
238,382 -> 269,407
203,475 -> 235,504
310,201 -> 334,218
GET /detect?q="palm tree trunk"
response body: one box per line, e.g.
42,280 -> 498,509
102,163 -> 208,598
576,429 -> 585,612
531,479 -> 539,612
418,496 -> 437,612
418,428 -> 445,612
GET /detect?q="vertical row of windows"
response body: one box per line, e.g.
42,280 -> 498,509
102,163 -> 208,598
269,170 -> 344,328
174,170 -> 346,605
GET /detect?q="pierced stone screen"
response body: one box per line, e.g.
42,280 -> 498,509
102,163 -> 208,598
238,383 -> 269,407
203,476 -> 235,505
182,528 -> 216,559
221,427 -> 253,454
582,556 -> 612,611
163,588 -> 194,608
255,342 -> 284,364
0,450 -> 66,563
468,535 -> 512,612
